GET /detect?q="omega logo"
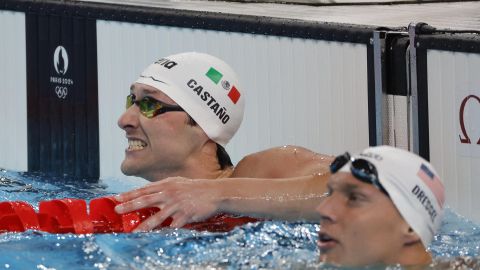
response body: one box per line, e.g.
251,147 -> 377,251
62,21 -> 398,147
458,94 -> 480,145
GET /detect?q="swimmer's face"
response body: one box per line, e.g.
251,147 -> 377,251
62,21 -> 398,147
117,83 -> 207,181
315,172 -> 412,266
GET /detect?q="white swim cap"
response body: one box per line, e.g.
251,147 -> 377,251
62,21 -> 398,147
135,52 -> 245,147
339,145 -> 445,248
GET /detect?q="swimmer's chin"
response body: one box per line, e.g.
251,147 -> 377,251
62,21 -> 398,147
120,162 -> 139,176
120,164 -> 156,182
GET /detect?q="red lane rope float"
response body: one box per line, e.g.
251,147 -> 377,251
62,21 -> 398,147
0,201 -> 40,232
0,197 -> 258,234
39,199 -> 93,234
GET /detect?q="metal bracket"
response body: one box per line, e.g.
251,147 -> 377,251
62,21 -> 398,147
408,22 -> 420,154
373,30 -> 387,145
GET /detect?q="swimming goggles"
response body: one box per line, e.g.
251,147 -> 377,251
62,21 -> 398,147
329,152 -> 389,196
126,94 -> 184,118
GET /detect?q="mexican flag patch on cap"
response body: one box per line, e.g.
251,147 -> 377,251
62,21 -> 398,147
206,67 -> 241,104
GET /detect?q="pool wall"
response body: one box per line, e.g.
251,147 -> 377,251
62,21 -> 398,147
0,0 -> 479,223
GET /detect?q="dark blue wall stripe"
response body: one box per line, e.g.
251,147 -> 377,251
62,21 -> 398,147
26,12 -> 99,180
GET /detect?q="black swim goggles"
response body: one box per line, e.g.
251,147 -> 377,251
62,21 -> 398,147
126,94 -> 184,118
329,152 -> 389,196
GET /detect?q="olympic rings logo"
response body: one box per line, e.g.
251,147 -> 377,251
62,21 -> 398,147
55,86 -> 68,99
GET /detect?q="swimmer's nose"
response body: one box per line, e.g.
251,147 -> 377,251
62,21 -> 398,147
316,194 -> 338,224
118,105 -> 140,131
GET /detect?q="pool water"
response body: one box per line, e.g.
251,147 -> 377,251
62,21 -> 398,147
0,169 -> 479,269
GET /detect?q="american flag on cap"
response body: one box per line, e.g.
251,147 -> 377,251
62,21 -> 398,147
417,163 -> 445,207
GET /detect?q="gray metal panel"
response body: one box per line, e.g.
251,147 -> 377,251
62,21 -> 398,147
0,11 -> 27,172
84,0 -> 480,31
97,20 -> 370,179
427,49 -> 480,223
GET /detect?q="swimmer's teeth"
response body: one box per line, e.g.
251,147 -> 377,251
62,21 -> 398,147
128,140 -> 147,150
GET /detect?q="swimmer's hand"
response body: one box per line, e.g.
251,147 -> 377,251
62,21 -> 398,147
113,177 -> 224,232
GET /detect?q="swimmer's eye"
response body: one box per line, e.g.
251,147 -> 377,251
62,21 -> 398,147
348,192 -> 359,202
347,192 -> 368,205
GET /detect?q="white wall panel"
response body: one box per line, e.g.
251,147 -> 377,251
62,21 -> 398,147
427,49 -> 480,223
0,11 -> 27,172
386,94 -> 409,150
97,20 -> 370,180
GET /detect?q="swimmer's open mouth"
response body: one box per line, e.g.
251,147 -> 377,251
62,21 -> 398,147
318,232 -> 338,251
128,139 -> 147,151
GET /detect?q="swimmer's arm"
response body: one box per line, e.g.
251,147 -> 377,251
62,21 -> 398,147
114,174 -> 327,231
115,146 -> 332,229
216,174 -> 329,221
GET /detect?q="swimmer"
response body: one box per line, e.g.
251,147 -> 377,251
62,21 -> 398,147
114,52 -> 332,230
316,146 -> 445,267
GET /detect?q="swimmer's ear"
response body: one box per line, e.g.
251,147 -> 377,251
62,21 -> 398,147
403,227 -> 422,246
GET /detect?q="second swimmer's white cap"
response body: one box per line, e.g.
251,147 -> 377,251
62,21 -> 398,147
339,145 -> 445,248
135,52 -> 245,147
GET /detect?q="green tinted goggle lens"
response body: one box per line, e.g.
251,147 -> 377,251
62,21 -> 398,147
125,94 -> 184,118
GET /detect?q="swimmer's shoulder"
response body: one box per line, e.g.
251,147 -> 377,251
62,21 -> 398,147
231,145 -> 333,179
